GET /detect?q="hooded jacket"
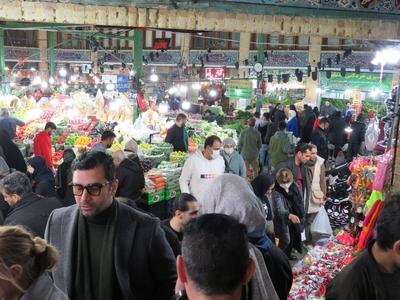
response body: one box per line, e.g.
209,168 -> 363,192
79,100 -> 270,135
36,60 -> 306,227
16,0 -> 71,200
238,126 -> 262,161
311,127 -> 329,160
0,131 -> 27,173
33,130 -> 53,168
179,150 -> 225,200
199,174 -> 293,300
328,113 -> 347,147
116,158 -> 145,201
28,156 -> 56,198
269,131 -> 296,168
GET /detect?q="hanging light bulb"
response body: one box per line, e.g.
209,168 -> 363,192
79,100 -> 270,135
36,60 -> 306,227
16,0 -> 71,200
179,85 -> 188,93
41,81 -> 48,89
106,81 -> 115,91
59,68 -> 67,77
49,77 -> 55,85
32,76 -> 42,85
209,90 -> 217,97
181,100 -> 191,110
150,73 -> 159,82
191,83 -> 201,90
168,86 -> 178,95
10,82 -> 16,87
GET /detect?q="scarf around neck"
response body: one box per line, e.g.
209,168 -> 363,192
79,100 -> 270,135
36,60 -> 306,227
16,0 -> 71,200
75,200 -> 119,300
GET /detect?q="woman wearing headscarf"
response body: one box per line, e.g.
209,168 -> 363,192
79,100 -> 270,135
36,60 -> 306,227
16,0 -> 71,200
287,110 -> 299,138
124,139 -> 143,170
274,168 -> 305,258
27,156 -> 56,198
55,149 -> 76,206
221,138 -> 246,178
0,131 -> 26,173
252,173 -> 300,258
200,174 -> 292,300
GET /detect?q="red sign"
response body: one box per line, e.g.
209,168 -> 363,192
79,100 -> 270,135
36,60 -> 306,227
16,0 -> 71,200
205,68 -> 225,79
153,38 -> 170,50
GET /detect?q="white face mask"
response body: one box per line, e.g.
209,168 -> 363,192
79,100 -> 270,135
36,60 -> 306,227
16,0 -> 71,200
280,183 -> 291,190
211,150 -> 221,160
224,148 -> 234,155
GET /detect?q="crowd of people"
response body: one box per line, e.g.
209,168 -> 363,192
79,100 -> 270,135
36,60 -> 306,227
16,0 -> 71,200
0,102 -> 398,300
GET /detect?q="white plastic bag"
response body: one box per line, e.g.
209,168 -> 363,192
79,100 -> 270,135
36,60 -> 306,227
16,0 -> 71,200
311,208 -> 333,236
365,117 -> 380,151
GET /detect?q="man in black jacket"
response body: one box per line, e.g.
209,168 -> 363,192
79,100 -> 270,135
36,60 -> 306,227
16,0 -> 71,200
311,117 -> 329,160
112,150 -> 145,201
45,151 -> 176,300
165,113 -> 188,152
326,196 -> 400,300
0,171 -> 62,238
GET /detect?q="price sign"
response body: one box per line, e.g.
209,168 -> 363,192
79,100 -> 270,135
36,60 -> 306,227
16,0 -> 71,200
205,68 -> 225,80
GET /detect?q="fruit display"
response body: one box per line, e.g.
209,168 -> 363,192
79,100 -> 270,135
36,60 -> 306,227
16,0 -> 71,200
194,120 -> 237,142
169,151 -> 187,166
142,153 -> 165,166
65,133 -> 79,146
139,143 -> 154,155
74,136 -> 93,147
52,150 -> 64,167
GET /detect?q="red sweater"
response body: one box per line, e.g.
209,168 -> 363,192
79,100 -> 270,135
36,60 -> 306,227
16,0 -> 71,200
33,131 -> 53,168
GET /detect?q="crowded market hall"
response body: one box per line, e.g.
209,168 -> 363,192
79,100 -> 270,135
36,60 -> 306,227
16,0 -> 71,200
0,1 -> 399,300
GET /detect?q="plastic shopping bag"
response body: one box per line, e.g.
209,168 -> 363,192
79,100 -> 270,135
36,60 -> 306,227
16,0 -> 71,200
365,117 -> 380,151
311,208 -> 333,236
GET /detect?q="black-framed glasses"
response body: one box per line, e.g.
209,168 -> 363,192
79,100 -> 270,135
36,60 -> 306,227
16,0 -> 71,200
69,182 -> 110,196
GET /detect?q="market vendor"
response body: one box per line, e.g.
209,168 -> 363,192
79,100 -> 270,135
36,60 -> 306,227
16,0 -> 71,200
326,197 -> 400,300
0,108 -> 25,140
165,113 -> 188,152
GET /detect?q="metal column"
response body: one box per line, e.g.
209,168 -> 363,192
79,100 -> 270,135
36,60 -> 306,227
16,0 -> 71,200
47,31 -> 56,77
0,29 -> 6,93
133,30 -> 143,83
256,33 -> 265,87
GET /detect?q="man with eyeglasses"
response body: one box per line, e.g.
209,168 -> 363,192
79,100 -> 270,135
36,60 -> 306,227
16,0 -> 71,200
45,151 -> 177,300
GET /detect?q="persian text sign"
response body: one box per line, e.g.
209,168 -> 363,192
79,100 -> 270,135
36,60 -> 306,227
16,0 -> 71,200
205,68 -> 225,80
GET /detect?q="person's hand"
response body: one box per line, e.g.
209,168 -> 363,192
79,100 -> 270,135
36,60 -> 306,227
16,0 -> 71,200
289,214 -> 300,224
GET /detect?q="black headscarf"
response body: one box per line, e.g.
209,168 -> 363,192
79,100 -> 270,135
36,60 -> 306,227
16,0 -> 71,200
28,156 -> 54,182
251,173 -> 275,198
251,173 -> 275,221
0,131 -> 27,173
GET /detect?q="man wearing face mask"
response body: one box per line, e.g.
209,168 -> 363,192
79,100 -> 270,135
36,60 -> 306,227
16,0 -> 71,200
238,118 -> 262,179
179,135 -> 225,200
221,138 -> 246,178
91,130 -> 116,153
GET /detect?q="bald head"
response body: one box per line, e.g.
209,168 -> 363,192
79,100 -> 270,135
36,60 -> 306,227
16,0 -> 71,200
112,150 -> 126,167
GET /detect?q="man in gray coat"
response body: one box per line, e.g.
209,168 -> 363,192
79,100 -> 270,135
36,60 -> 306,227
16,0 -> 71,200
238,118 -> 262,179
45,151 -> 177,300
275,143 -> 312,242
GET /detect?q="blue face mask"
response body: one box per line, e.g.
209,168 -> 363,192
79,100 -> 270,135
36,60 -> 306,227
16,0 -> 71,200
211,150 -> 220,160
